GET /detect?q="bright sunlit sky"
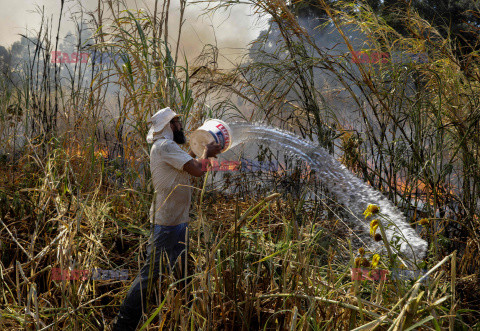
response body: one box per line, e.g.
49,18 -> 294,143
0,0 -> 267,67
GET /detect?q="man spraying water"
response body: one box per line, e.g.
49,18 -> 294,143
112,107 -> 221,330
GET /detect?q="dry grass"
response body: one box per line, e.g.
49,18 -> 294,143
0,154 -> 471,329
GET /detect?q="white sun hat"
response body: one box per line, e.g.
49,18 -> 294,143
146,107 -> 182,143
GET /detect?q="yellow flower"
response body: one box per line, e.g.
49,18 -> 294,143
371,254 -> 380,268
369,219 -> 379,237
419,218 -> 429,225
358,247 -> 365,256
363,204 -> 380,219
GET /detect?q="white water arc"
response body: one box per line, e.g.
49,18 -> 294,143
228,122 -> 428,263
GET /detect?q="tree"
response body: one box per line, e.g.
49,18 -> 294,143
412,0 -> 480,53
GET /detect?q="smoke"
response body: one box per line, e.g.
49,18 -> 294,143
0,0 -> 266,67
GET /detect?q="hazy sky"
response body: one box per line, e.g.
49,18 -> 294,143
0,0 -> 267,66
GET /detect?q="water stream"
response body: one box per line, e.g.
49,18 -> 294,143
227,122 -> 428,264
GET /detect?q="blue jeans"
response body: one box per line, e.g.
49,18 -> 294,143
112,223 -> 188,331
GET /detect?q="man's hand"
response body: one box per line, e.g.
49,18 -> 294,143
203,142 -> 222,158
183,142 -> 222,177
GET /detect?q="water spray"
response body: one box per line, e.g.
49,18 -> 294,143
190,120 -> 428,264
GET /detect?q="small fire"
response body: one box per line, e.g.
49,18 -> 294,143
393,177 -> 456,202
65,145 -> 108,160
